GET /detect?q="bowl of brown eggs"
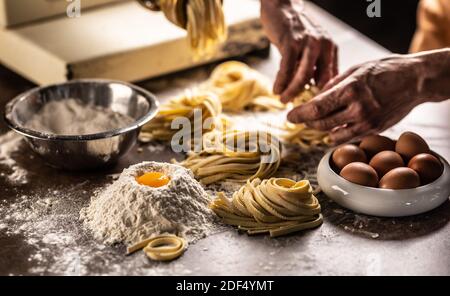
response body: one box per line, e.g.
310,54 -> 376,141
317,132 -> 450,217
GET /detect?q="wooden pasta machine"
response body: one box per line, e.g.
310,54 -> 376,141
0,0 -> 269,85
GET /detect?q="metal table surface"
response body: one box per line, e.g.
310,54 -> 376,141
0,3 -> 449,276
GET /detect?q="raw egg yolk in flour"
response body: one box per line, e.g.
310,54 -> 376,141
137,172 -> 170,188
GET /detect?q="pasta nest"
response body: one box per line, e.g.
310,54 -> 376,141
210,178 -> 323,237
180,130 -> 282,185
139,90 -> 224,143
206,61 -> 285,112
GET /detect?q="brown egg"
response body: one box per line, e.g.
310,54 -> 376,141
360,135 -> 396,158
332,144 -> 367,170
408,153 -> 443,184
379,167 -> 420,189
340,162 -> 379,187
369,151 -> 404,177
395,132 -> 429,160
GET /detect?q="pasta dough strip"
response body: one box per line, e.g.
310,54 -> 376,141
127,234 -> 183,255
127,235 -> 187,262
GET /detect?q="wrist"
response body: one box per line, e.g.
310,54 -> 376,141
262,0 -> 304,10
412,49 -> 450,103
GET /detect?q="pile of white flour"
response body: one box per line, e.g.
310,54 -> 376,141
80,161 -> 215,245
25,98 -> 134,136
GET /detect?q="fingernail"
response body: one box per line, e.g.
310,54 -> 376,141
280,96 -> 290,104
287,111 -> 298,123
273,86 -> 281,95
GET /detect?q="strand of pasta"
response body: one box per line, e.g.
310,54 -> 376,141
153,0 -> 227,59
205,61 -> 285,112
281,86 -> 330,149
139,90 -> 224,143
179,130 -> 282,185
127,234 -> 187,262
283,122 -> 331,150
210,178 -> 323,237
185,0 -> 227,59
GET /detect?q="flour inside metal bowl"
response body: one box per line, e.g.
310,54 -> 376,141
24,98 -> 134,136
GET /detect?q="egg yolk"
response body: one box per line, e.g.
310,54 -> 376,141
136,172 -> 170,188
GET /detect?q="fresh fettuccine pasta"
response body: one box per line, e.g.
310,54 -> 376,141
283,122 -> 331,150
139,90 -> 223,143
210,178 -> 323,237
282,86 -> 330,149
127,235 -> 187,262
186,0 -> 227,59
145,0 -> 227,59
180,130 -> 282,185
205,61 -> 285,112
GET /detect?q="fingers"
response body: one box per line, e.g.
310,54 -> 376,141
287,83 -> 351,123
281,39 -> 320,103
274,48 -> 299,95
332,46 -> 338,77
329,121 -> 375,145
315,41 -> 338,89
305,108 -> 354,131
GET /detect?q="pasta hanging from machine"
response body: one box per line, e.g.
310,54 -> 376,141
186,0 -> 227,58
139,0 -> 227,58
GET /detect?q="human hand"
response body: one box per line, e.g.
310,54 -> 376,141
260,0 -> 338,103
287,55 -> 427,144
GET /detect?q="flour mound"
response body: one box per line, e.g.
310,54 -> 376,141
80,161 -> 214,245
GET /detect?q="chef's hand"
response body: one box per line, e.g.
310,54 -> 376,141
287,49 -> 450,144
260,0 -> 338,103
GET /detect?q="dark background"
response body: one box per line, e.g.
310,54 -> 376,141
311,0 -> 421,53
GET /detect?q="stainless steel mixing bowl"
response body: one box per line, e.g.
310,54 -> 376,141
4,79 -> 159,170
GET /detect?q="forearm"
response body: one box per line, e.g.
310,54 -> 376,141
261,0 -> 303,6
413,48 -> 450,102
261,0 -> 305,18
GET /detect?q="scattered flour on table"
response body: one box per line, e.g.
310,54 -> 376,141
0,131 -> 29,185
0,191 -> 93,275
24,98 -> 134,136
80,161 -> 215,246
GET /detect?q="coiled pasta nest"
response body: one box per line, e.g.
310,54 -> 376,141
139,91 -> 224,144
180,130 -> 282,185
206,61 -> 285,112
210,177 -> 323,237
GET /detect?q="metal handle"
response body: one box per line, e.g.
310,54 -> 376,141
137,0 -> 224,29
136,0 -> 161,11
137,0 -> 188,28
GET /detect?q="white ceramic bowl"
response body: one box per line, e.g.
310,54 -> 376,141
317,150 -> 450,217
